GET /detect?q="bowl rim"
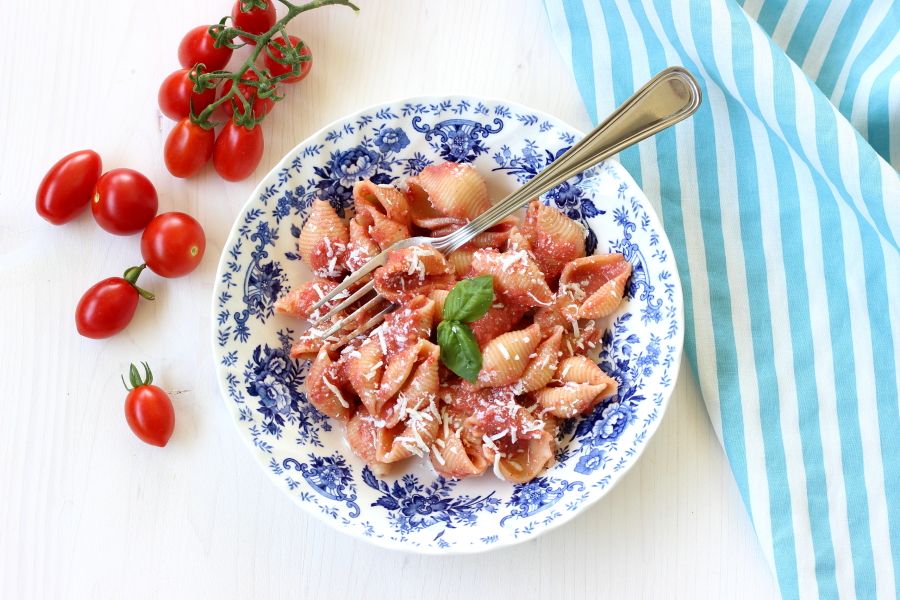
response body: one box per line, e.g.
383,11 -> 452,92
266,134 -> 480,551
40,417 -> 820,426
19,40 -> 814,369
210,94 -> 685,554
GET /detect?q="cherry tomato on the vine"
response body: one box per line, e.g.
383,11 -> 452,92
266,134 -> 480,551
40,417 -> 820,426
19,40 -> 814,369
164,119 -> 215,178
122,362 -> 175,447
75,265 -> 154,339
141,212 -> 206,278
158,69 -> 217,121
213,121 -> 264,182
92,169 -> 158,235
231,0 -> 276,45
178,25 -> 233,70
263,35 -> 312,83
36,150 -> 102,225
220,71 -> 275,118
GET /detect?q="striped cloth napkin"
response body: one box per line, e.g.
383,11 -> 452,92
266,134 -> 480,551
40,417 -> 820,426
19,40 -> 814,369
543,1 -> 899,599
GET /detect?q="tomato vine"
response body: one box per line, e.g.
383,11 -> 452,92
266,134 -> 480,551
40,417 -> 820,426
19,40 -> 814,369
188,0 -> 359,129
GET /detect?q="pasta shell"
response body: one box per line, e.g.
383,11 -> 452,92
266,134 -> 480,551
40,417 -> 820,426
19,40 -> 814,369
534,383 -> 608,418
379,344 -> 420,409
427,289 -> 449,320
359,204 -> 410,249
346,333 -> 385,415
520,326 -> 564,393
470,248 -> 553,308
447,246 -> 476,278
505,225 -> 532,253
469,304 -> 527,347
521,200 -> 586,282
373,245 -> 456,303
407,162 -> 491,220
353,180 -> 410,225
377,402 -> 441,463
476,324 -> 542,388
560,254 -> 632,319
298,200 -> 350,276
430,418 -> 491,478
556,355 -> 615,387
533,292 -> 580,331
382,295 -> 436,352
346,212 -> 382,271
275,279 -> 347,321
307,348 -> 354,421
561,320 -> 603,358
346,409 -> 379,463
495,430 -> 556,483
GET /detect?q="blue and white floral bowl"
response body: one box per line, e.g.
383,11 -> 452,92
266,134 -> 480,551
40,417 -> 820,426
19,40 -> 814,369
211,96 -> 683,553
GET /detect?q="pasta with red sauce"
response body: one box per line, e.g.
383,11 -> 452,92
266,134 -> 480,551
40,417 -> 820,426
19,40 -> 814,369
278,162 -> 631,482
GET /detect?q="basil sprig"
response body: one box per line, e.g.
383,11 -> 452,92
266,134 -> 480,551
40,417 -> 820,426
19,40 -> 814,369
437,276 -> 494,382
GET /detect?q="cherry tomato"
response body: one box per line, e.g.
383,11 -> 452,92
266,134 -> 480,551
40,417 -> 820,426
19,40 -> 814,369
263,35 -> 312,83
36,150 -> 102,225
221,71 -> 275,118
75,265 -> 154,339
141,212 -> 206,278
164,119 -> 215,178
158,69 -> 217,121
231,0 -> 276,45
123,363 -> 175,447
92,169 -> 159,235
213,121 -> 264,182
178,25 -> 233,70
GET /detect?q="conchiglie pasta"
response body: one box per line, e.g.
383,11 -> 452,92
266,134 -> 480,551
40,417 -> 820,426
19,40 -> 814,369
534,383 -> 608,418
476,323 -> 542,388
275,279 -> 346,320
345,211 -> 382,271
373,245 -> 456,303
298,200 -> 350,278
353,180 -> 410,226
407,162 -> 491,220
560,253 -> 632,319
520,325 -> 564,393
469,304 -> 528,347
447,246 -> 476,278
521,200 -> 586,282
495,430 -> 556,483
307,348 -> 354,421
469,248 -> 553,308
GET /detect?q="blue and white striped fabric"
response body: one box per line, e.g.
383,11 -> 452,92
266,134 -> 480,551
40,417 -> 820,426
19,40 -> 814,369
543,1 -> 899,599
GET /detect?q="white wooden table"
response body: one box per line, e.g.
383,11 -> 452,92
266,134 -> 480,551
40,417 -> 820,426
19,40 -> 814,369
0,1 -> 780,598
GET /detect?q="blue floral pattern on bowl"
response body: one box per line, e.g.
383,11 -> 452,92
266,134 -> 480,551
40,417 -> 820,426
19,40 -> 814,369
212,96 -> 684,553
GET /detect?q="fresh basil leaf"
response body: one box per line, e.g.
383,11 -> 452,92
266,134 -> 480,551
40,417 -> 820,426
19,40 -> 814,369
437,320 -> 482,382
442,275 -> 494,323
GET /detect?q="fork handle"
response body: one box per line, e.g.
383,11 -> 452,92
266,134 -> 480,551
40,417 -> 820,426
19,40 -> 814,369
441,67 -> 702,254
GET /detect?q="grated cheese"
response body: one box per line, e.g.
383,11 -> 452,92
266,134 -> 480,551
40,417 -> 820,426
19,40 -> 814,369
323,377 -> 349,408
497,343 -> 510,360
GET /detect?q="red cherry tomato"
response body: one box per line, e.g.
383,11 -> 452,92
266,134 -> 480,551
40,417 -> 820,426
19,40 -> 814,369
178,25 -> 233,70
123,363 -> 175,447
75,266 -> 153,339
92,169 -> 159,235
36,150 -> 102,225
141,212 -> 206,278
263,35 -> 312,83
213,121 -> 264,182
164,119 -> 215,178
231,0 -> 276,45
221,71 -> 275,118
158,69 -> 217,121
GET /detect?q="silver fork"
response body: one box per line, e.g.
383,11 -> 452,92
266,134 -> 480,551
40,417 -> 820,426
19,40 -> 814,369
309,67 -> 702,341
